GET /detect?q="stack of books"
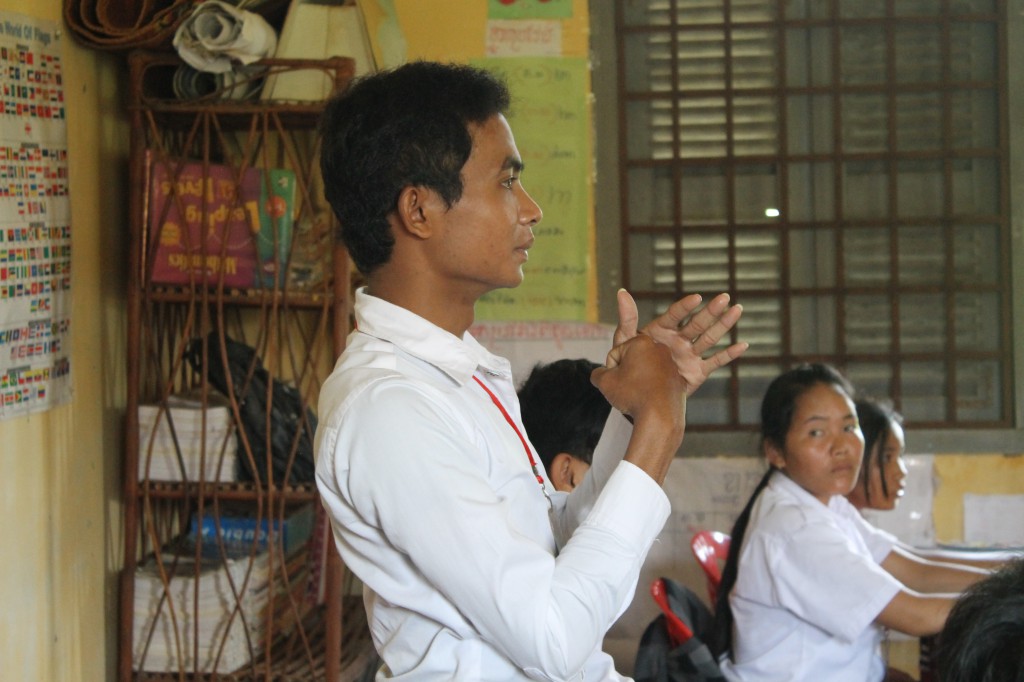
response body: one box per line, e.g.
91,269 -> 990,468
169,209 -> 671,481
137,391 -> 238,483
132,539 -> 311,673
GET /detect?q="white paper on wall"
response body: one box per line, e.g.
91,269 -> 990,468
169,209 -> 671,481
963,493 -> 1024,547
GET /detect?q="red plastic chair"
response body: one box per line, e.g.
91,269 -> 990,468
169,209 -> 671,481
650,578 -> 694,647
690,530 -> 731,605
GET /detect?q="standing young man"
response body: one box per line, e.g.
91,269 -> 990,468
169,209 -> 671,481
315,61 -> 747,680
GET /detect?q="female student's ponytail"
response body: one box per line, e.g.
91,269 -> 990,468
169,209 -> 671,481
711,466 -> 774,658
711,363 -> 856,661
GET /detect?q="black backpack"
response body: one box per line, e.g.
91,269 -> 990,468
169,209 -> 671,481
185,333 -> 317,484
634,577 -> 725,682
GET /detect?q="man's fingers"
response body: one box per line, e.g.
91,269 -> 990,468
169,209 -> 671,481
602,341 -> 625,370
683,342 -> 750,396
704,342 -> 750,371
645,293 -> 703,336
678,293 -> 731,341
613,289 -> 640,346
691,303 -> 744,352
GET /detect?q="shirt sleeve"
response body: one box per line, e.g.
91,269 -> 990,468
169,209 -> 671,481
333,380 -> 669,678
848,507 -> 899,563
764,514 -> 902,643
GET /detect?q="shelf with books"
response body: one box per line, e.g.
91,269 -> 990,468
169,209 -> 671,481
121,51 -> 360,681
131,598 -> 375,682
136,480 -> 320,502
130,52 -> 355,118
142,285 -> 334,309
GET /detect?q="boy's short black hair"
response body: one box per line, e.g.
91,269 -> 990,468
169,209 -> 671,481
937,557 -> 1024,682
517,358 -> 611,471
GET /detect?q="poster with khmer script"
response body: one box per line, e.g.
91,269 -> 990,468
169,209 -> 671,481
0,11 -> 71,419
472,57 -> 593,322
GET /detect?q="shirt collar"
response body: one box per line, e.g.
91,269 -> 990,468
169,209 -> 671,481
770,469 -> 838,509
354,287 -> 513,385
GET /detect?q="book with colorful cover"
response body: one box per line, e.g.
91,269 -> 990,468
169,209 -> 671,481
256,167 -> 296,288
187,503 -> 315,557
146,154 -> 261,288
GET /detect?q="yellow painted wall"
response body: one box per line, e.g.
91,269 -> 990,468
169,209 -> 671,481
932,454 -> 1024,542
0,1 -> 127,680
890,454 -> 1024,678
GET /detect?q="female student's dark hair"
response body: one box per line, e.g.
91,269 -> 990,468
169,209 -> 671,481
853,398 -> 903,504
711,363 -> 856,660
318,61 -> 512,274
936,557 -> 1024,682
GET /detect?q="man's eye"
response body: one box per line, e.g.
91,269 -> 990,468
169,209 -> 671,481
502,175 -> 518,189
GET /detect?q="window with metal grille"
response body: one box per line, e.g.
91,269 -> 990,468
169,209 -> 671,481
612,0 -> 1013,434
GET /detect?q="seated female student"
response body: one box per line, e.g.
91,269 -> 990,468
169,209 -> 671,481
846,398 -> 908,513
849,398 -> 1005,571
712,364 -> 990,682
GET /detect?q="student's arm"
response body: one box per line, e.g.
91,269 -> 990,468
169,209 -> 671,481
881,545 -> 991,594
908,544 -> 1009,570
875,589 -> 957,637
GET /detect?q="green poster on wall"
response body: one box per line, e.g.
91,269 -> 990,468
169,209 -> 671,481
473,57 -> 592,322
487,0 -> 573,20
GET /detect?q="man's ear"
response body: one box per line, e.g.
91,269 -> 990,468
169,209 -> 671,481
764,440 -> 786,469
548,452 -> 576,493
395,185 -> 441,239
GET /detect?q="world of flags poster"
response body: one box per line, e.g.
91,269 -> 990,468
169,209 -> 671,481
0,11 -> 71,419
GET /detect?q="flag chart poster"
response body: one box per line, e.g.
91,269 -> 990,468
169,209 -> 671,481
0,11 -> 71,419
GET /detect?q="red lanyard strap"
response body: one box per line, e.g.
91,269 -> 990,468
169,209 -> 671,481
472,375 -> 552,507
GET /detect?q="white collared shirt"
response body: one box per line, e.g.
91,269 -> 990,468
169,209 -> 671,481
315,289 -> 670,681
720,472 -> 902,682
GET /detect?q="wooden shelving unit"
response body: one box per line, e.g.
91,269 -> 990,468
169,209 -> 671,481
118,51 -> 366,681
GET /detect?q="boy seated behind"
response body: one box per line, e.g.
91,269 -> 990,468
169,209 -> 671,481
518,358 -> 610,492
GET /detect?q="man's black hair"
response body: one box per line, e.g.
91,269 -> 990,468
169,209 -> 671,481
318,61 -> 512,274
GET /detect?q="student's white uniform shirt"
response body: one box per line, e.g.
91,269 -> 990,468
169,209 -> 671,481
719,472 -> 902,682
315,288 -> 671,681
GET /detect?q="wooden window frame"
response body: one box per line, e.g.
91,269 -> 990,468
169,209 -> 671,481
590,0 -> 1024,454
